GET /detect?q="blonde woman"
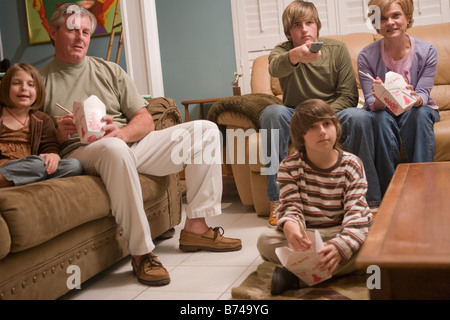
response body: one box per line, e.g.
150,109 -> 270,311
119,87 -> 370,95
358,0 -> 439,197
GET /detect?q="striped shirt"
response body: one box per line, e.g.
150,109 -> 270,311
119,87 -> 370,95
277,149 -> 373,261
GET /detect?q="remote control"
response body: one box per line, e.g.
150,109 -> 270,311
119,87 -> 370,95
309,42 -> 323,53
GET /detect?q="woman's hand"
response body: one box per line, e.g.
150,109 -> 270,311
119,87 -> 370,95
406,84 -> 424,107
40,153 -> 61,175
371,77 -> 386,110
317,243 -> 342,275
283,220 -> 313,252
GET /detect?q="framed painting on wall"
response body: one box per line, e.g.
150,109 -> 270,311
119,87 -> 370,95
25,0 -> 122,45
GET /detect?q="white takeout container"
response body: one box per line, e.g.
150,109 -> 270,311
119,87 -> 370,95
73,95 -> 106,144
373,71 -> 417,116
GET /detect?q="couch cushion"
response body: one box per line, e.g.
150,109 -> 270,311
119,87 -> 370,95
408,23 -> 450,87
0,173 -> 169,254
0,173 -> 170,254
0,216 -> 11,259
0,176 -> 111,253
434,110 -> 450,162
431,85 -> 450,111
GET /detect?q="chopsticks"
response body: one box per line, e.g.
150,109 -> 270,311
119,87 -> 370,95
55,103 -> 73,115
359,70 -> 376,81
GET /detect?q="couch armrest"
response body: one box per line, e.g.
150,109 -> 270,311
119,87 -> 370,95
145,97 -> 182,130
207,93 -> 282,130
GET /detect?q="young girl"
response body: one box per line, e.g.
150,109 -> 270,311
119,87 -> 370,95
257,99 -> 373,295
0,63 -> 82,188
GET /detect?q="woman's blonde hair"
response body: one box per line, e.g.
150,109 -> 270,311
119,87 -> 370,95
368,0 -> 415,32
290,99 -> 341,152
0,63 -> 45,111
282,1 -> 322,39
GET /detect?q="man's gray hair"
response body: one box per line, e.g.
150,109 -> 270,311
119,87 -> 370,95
50,3 -> 97,38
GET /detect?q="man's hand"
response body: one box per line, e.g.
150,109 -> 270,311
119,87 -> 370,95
101,108 -> 154,144
289,43 -> 321,65
56,114 -> 77,144
101,116 -> 129,141
283,220 -> 313,252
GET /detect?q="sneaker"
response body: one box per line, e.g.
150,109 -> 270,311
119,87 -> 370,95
131,253 -> 170,286
269,201 -> 281,226
271,266 -> 302,295
179,227 -> 242,252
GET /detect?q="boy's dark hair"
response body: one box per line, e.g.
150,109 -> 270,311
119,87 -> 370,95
290,99 -> 342,151
0,63 -> 45,111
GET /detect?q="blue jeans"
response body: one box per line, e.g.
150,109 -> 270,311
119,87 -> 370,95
371,107 -> 440,196
0,155 -> 83,186
259,105 -> 439,206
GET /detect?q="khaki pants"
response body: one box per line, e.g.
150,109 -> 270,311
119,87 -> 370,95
257,226 -> 360,277
70,120 -> 223,255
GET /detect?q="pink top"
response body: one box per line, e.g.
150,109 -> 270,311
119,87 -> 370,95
381,36 -> 415,84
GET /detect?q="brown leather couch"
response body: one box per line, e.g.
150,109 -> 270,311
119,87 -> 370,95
209,22 -> 450,216
0,98 -> 183,300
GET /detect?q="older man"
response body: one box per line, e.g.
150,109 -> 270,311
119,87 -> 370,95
40,4 -> 241,287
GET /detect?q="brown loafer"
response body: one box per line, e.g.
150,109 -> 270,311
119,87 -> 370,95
131,253 -> 170,286
179,227 -> 242,252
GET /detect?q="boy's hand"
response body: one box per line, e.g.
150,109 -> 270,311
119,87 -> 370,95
317,243 -> 342,275
40,153 -> 61,175
283,220 -> 312,251
289,44 -> 321,65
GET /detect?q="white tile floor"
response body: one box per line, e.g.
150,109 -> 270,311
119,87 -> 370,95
60,179 -> 270,300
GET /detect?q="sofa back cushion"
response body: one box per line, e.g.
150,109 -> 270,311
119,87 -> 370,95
408,23 -> 450,110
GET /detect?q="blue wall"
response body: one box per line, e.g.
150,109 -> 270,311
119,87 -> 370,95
0,0 -> 236,121
155,0 -> 236,120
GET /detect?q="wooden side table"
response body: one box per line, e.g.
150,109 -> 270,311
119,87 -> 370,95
356,162 -> 450,299
181,98 -> 225,122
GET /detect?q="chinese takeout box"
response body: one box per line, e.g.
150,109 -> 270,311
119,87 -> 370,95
73,95 -> 106,144
373,71 -> 417,116
275,230 -> 331,286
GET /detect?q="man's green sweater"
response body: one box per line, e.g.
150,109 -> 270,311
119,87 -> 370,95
269,38 -> 358,112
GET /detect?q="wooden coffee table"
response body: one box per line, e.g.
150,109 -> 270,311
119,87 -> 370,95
356,162 -> 450,300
